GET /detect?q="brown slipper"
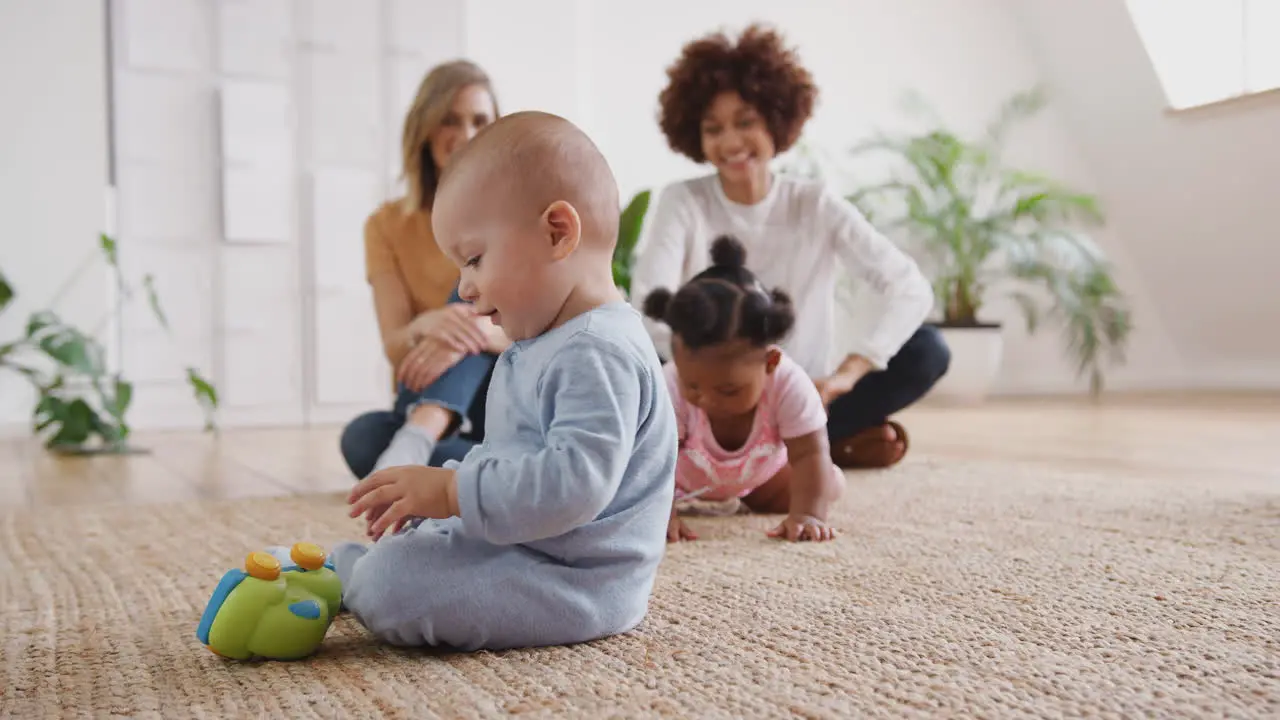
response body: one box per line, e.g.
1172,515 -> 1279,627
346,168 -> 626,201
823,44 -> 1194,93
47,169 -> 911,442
831,420 -> 910,469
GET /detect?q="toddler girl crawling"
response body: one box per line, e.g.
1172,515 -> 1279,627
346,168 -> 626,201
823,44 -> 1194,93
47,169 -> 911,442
643,235 -> 845,542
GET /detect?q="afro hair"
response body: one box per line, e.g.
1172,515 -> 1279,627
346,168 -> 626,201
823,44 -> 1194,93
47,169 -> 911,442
657,24 -> 818,163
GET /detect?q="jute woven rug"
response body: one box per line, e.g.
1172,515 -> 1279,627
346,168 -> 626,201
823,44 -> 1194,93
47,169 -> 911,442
2,456 -> 1276,718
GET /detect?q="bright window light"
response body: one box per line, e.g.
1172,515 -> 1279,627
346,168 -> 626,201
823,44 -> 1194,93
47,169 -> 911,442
1125,0 -> 1280,109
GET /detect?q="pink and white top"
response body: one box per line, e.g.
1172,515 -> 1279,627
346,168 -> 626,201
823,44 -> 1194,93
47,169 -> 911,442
666,351 -> 828,502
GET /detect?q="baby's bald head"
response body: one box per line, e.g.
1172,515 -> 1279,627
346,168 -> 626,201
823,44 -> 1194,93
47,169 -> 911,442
435,111 -> 620,252
430,112 -> 625,341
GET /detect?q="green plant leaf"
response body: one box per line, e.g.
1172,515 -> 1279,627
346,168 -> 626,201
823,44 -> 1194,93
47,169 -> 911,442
187,367 -> 218,406
104,376 -> 133,421
45,398 -> 96,449
1006,187 -> 1104,226
982,85 -> 1048,151
1008,291 -> 1042,334
618,190 -> 651,253
34,392 -> 67,433
15,366 -> 57,393
36,327 -> 105,375
85,395 -> 123,447
186,367 -> 219,431
100,233 -> 118,267
613,190 -> 651,292
0,339 -> 23,363
612,261 -> 631,294
0,269 -> 13,315
143,274 -> 169,330
92,412 -> 128,450
25,310 -> 60,339
116,377 -> 134,417
1016,258 -> 1131,394
100,232 -> 130,299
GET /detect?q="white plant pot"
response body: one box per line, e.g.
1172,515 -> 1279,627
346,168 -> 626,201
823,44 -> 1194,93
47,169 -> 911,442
926,324 -> 1003,405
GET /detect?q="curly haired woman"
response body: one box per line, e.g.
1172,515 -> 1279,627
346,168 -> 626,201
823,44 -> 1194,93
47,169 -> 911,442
630,24 -> 950,471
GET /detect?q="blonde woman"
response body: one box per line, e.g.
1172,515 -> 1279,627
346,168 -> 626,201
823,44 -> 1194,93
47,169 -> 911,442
341,60 -> 509,479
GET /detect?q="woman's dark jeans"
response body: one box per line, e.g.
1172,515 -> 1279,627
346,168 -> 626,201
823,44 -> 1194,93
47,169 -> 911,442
825,324 -> 951,442
339,288 -> 496,479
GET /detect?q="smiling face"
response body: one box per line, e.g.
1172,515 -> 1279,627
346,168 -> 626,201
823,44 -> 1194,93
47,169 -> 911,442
431,111 -> 619,343
432,179 -> 582,343
434,197 -> 541,342
699,91 -> 777,186
428,84 -> 497,172
671,337 -> 780,421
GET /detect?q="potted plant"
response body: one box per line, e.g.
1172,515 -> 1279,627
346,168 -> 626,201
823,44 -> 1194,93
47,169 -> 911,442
847,86 -> 1132,401
612,189 -> 652,297
0,234 -> 218,454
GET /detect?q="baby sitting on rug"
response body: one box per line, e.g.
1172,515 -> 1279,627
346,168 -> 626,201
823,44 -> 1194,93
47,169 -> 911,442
308,112 -> 677,652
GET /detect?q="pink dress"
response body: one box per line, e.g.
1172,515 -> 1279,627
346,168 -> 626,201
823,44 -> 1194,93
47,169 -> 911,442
666,352 -> 829,502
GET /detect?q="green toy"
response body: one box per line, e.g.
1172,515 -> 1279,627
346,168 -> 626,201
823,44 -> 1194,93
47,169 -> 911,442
196,542 -> 343,660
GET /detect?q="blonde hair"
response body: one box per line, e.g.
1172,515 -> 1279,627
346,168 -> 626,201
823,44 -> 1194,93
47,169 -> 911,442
399,60 -> 499,213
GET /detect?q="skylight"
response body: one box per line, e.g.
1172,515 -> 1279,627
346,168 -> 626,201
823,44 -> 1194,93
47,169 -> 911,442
1125,0 -> 1280,109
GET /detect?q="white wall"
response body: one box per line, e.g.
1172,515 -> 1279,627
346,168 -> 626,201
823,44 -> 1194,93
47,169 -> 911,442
1008,0 -> 1280,391
106,0 -> 444,431
464,0 -> 594,135
0,0 -> 111,428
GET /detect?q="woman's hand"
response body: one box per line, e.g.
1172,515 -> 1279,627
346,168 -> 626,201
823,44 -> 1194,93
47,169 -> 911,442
813,374 -> 856,408
396,336 -> 465,392
395,304 -> 488,391
813,355 -> 873,407
409,304 -> 489,355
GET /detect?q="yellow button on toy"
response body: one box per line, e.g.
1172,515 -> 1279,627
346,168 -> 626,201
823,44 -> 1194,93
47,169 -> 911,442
291,542 -> 326,571
245,551 -> 281,581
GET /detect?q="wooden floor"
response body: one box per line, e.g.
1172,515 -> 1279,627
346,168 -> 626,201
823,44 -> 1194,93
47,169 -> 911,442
2,392 -> 1277,510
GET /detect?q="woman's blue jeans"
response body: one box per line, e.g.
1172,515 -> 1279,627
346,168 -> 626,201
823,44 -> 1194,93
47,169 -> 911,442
339,288 -> 497,478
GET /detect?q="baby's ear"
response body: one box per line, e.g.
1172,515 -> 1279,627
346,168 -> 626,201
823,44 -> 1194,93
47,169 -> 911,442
764,346 -> 782,374
542,200 -> 582,260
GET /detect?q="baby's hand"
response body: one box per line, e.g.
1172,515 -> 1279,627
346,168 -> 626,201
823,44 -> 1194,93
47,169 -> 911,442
363,504 -> 398,539
348,465 -> 459,541
767,514 -> 836,542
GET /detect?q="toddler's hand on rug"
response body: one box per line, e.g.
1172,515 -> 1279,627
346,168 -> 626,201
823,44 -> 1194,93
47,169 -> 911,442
767,514 -> 836,542
667,509 -> 698,543
348,465 -> 459,540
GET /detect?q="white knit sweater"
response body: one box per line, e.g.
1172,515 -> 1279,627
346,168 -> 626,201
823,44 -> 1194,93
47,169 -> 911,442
629,173 -> 934,377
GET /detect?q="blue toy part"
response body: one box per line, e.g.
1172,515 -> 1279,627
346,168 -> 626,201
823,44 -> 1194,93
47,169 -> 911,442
288,600 -> 322,620
196,569 -> 248,645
